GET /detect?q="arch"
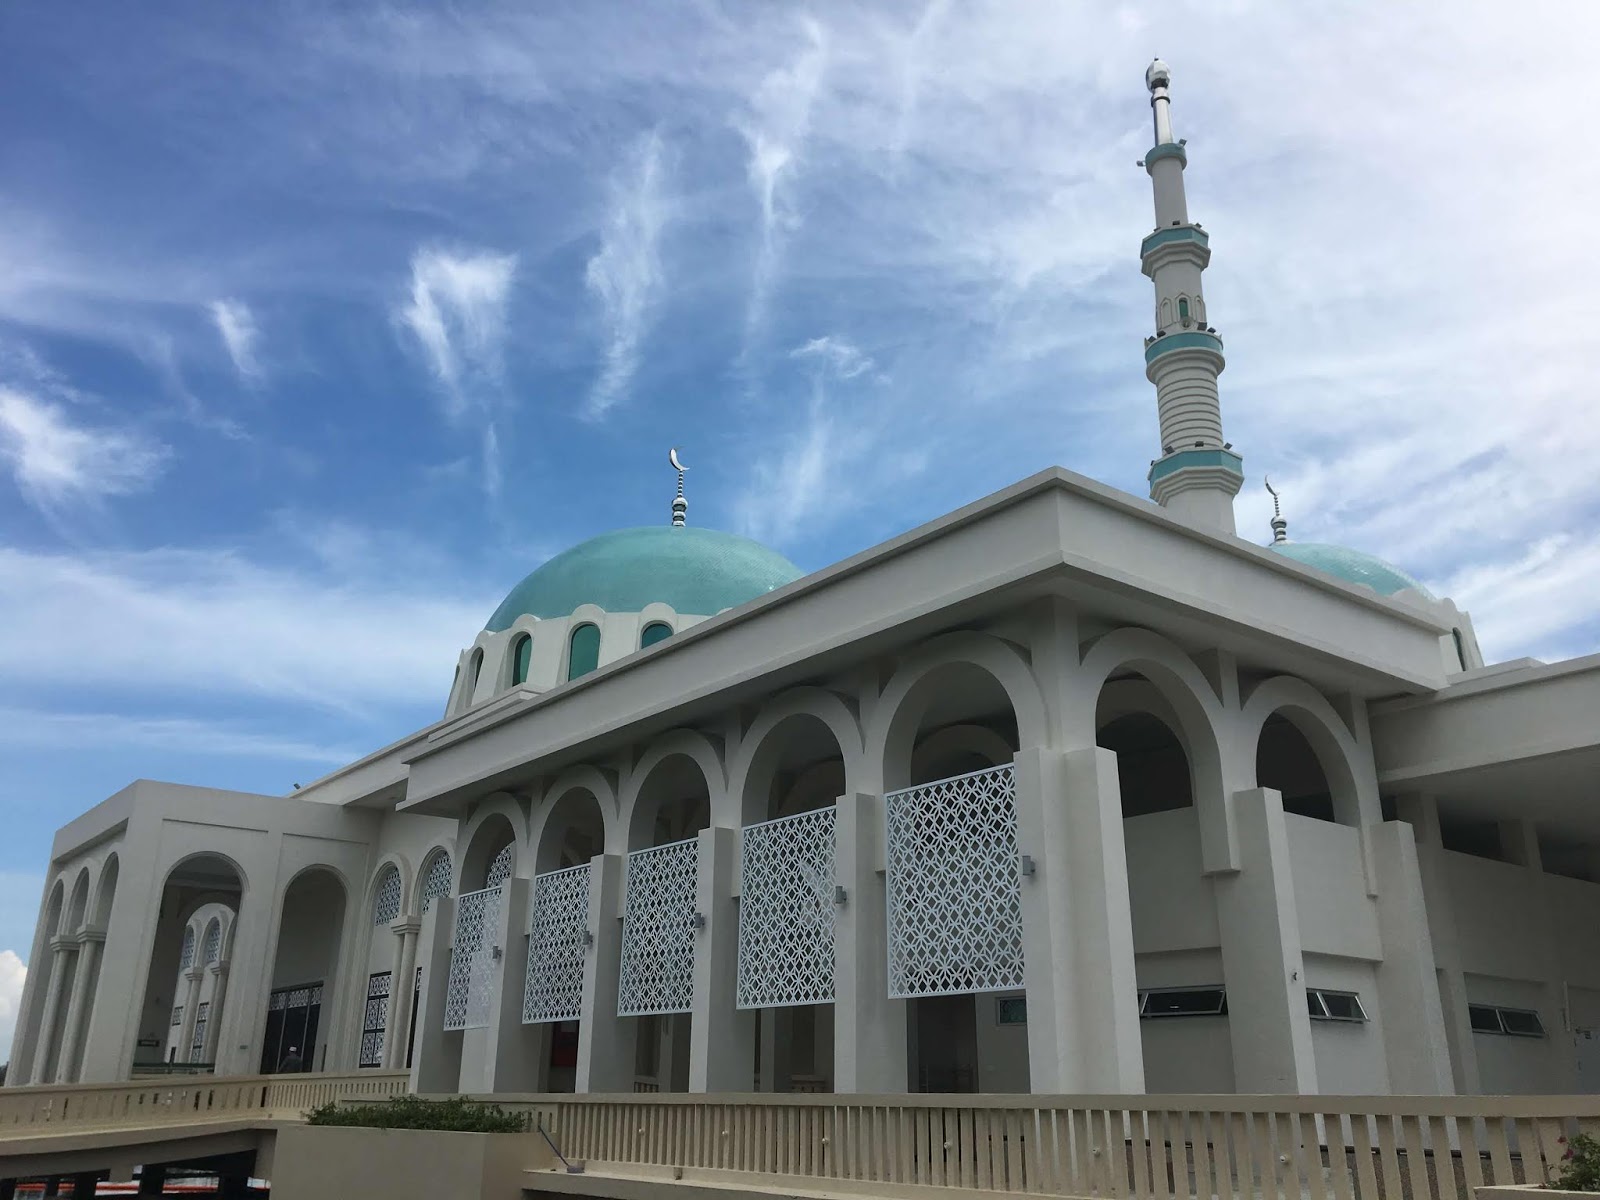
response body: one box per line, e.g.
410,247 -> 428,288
201,917 -> 223,965
91,854 -> 120,929
64,868 -> 91,934
262,866 -> 348,1074
908,723 -> 1014,785
567,623 -> 601,681
866,632 -> 1049,793
1076,628 -> 1227,797
466,647 -> 485,700
1238,676 -> 1366,825
532,767 -> 621,871
640,621 -> 673,649
1177,295 -> 1192,327
459,798 -> 523,892
726,687 -> 864,827
417,845 -> 454,915
621,730 -> 726,850
44,878 -> 65,938
371,863 -> 403,925
511,632 -> 533,686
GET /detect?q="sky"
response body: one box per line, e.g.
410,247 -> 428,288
1,1 -> 1598,1059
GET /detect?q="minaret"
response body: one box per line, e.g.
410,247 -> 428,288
669,447 -> 688,527
1139,59 -> 1243,533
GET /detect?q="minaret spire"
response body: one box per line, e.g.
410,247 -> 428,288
1139,59 -> 1243,533
1265,476 -> 1288,543
668,446 -> 688,527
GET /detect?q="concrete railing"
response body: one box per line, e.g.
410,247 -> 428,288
0,1072 -> 410,1135
470,1092 -> 1600,1200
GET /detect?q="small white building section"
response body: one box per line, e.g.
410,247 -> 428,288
11,65 -> 1600,1100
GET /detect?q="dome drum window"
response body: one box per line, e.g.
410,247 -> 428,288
640,621 -> 673,649
567,624 -> 601,681
511,634 -> 532,686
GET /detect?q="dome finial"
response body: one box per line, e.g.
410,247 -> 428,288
1264,475 -> 1288,543
668,446 -> 688,527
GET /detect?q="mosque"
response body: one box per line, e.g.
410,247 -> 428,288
10,62 -> 1600,1102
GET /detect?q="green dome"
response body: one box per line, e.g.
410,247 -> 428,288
1268,541 -> 1434,600
486,526 -> 802,631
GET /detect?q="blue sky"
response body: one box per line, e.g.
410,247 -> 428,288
1,2 -> 1597,1053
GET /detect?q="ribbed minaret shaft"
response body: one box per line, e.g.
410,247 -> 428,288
1139,59 -> 1242,534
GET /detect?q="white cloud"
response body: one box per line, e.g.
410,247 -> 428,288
585,133 -> 669,418
0,949 -> 25,1065
0,708 -> 357,766
790,335 -> 874,380
397,247 -> 518,496
0,388 -> 169,513
0,541 -> 491,717
209,299 -> 261,380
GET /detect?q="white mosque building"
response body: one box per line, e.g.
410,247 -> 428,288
10,63 -> 1600,1102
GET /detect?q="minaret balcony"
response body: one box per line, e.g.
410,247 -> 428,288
1143,329 -> 1225,371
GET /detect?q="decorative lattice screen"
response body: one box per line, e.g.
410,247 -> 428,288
487,843 -> 514,888
737,807 -> 836,1009
189,1001 -> 209,1062
617,838 -> 698,1017
179,926 -> 195,969
201,920 -> 222,965
373,866 -> 402,925
443,884 -> 502,1030
421,851 -> 452,913
360,971 -> 391,1067
522,863 -> 591,1024
884,762 -> 1024,998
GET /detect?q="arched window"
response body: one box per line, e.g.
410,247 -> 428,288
420,850 -> 452,913
1452,628 -> 1468,672
640,621 -> 672,649
201,919 -> 222,965
1177,296 -> 1191,327
373,864 -> 402,925
567,624 -> 600,681
465,649 -> 484,701
487,844 -> 514,889
179,926 -> 196,969
511,634 -> 532,686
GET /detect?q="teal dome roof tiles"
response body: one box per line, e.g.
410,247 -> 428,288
1268,541 -> 1434,600
486,526 -> 803,632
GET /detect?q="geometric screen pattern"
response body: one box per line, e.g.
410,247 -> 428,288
373,866 -> 401,926
420,851 -> 452,913
360,971 -> 391,1067
201,920 -> 222,965
736,806 -> 835,1009
522,863 -> 591,1025
443,885 -> 502,1031
884,763 -> 1024,999
179,926 -> 196,969
617,838 -> 697,1017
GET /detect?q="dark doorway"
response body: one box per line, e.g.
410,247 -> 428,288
260,982 -> 323,1074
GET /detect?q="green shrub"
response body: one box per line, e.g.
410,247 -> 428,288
1556,1134 -> 1600,1193
305,1095 -> 528,1133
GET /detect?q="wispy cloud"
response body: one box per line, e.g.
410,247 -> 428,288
209,299 -> 261,381
736,18 -> 828,367
0,388 -> 169,514
585,132 -> 669,419
398,247 -> 517,494
0,708 -> 357,766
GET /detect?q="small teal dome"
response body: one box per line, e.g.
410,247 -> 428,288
1268,541 -> 1434,600
486,526 -> 802,631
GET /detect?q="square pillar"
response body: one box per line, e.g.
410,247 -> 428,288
833,791 -> 907,1093
1015,747 -> 1144,1093
576,854 -> 633,1093
472,876 -> 547,1093
382,924 -> 420,1070
409,896 -> 461,1095
1213,787 -> 1317,1092
1368,820 -> 1453,1093
690,825 -> 755,1092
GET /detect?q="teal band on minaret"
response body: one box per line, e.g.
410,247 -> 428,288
1138,59 -> 1243,534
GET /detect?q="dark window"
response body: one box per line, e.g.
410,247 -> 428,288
511,634 -> 532,686
360,972 -> 391,1068
1139,986 -> 1227,1017
1469,1004 -> 1504,1033
640,621 -> 673,649
1308,988 -> 1367,1022
567,624 -> 600,681
1498,1008 -> 1545,1037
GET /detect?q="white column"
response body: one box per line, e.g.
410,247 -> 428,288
384,922 -> 420,1070
30,943 -> 72,1084
201,962 -> 230,1065
1396,793 -> 1480,1093
408,897 -> 461,1094
1213,787 -> 1317,1092
832,791 -> 906,1093
1014,747 -> 1144,1092
575,854 -> 632,1093
1500,819 -> 1577,1091
53,932 -> 104,1083
1368,820 -> 1453,1093
479,876 -> 548,1093
689,825 -> 754,1092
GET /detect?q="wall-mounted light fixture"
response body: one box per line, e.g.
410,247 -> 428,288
834,885 -> 848,906
692,912 -> 707,930
1020,855 -> 1037,878
583,930 -> 595,947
